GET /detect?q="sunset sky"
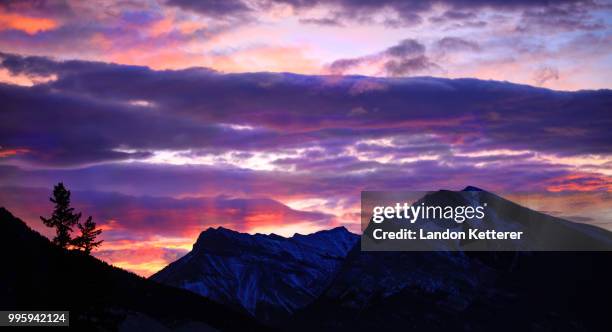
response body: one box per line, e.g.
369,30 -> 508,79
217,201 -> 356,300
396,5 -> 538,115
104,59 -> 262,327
0,0 -> 611,276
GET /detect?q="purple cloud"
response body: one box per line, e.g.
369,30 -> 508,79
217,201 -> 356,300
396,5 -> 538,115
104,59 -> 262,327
435,37 -> 480,52
1,53 -> 610,170
165,0 -> 607,31
166,0 -> 252,18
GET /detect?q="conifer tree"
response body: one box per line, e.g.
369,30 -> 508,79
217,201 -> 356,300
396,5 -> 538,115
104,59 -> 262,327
40,182 -> 81,248
72,216 -> 104,254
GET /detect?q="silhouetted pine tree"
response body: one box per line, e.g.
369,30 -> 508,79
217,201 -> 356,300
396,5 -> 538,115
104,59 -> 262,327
72,216 -> 103,254
40,182 -> 81,248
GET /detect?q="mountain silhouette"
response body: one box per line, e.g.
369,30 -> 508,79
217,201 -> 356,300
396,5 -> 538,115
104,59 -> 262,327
3,186 -> 611,331
152,188 -> 612,331
151,226 -> 358,324
0,207 -> 269,331
362,187 -> 612,251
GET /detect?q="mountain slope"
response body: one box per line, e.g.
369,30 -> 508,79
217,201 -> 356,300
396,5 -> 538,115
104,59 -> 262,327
362,187 -> 612,251
0,207 -> 269,331
291,188 -> 612,331
151,226 -> 358,324
152,188 -> 612,331
290,249 -> 612,331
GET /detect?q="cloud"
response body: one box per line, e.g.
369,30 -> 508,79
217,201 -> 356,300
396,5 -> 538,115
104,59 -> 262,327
0,185 -> 334,239
166,0 -> 252,18
298,17 -> 344,27
517,1 -> 608,33
533,66 -> 559,86
1,52 -> 611,170
0,8 -> 58,34
328,38 -> 436,76
383,55 -> 438,76
0,77 -> 244,166
0,0 -> 608,91
330,37 -> 482,77
429,9 -> 477,24
0,0 -> 73,19
385,39 -> 425,57
0,53 -> 610,232
545,172 -> 612,192
435,37 -> 480,52
95,246 -> 188,277
165,0 -> 605,29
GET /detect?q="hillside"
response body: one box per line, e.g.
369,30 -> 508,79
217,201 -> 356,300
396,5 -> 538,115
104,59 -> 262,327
0,207 -> 269,331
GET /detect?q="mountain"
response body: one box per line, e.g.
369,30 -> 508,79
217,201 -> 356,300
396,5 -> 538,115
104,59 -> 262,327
290,249 -> 612,331
153,188 -> 612,331
0,207 -> 269,332
362,187 -> 612,251
292,188 -> 612,331
151,226 -> 358,324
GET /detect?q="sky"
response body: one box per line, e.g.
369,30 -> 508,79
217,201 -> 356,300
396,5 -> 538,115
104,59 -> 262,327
0,0 -> 611,276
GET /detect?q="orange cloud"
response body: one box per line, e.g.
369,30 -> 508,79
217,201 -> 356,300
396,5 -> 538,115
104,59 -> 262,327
89,33 -> 113,51
108,47 -> 205,71
111,260 -> 169,277
0,67 -> 57,86
96,246 -> 184,277
0,10 -> 58,34
545,172 -> 612,192
149,16 -> 175,37
211,46 -> 321,73
0,148 -> 29,158
149,16 -> 206,37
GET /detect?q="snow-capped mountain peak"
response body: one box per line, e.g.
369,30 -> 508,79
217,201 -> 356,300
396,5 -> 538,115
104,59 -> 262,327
151,225 -> 358,323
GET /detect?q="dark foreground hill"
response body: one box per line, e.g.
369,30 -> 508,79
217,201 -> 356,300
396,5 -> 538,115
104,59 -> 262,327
0,207 -> 269,332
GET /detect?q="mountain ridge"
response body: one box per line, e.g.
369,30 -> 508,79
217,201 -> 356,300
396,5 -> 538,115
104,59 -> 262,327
152,221 -> 358,323
152,187 -> 612,330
